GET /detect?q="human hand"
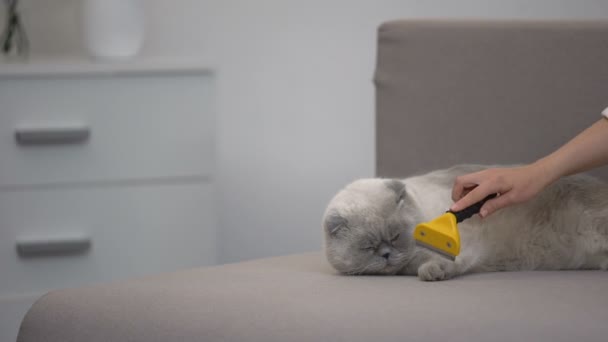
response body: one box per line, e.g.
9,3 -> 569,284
450,164 -> 555,218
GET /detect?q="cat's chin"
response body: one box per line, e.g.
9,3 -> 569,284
374,263 -> 403,275
342,262 -> 400,276
382,267 -> 401,275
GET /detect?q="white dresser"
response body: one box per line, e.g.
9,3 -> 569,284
0,61 -> 217,342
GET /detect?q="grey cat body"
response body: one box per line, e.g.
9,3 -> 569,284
323,165 -> 608,281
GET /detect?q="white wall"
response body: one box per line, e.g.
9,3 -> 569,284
13,0 -> 608,263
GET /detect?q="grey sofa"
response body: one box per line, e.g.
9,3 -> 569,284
17,20 -> 608,342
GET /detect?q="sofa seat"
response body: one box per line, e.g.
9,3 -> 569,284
17,252 -> 608,342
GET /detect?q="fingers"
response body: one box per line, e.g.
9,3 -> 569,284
450,183 -> 495,212
479,193 -> 514,218
451,173 -> 481,202
451,175 -> 466,202
451,167 -> 530,218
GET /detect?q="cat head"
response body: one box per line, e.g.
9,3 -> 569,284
322,179 -> 421,275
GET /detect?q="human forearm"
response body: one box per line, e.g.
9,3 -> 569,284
451,112 -> 608,217
534,118 -> 608,182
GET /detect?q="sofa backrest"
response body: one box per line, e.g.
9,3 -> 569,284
375,20 -> 608,180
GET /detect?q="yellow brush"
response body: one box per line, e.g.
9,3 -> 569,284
413,194 -> 497,260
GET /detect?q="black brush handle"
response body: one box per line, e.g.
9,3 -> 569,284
449,193 -> 498,223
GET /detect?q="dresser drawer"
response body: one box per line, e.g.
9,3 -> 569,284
0,182 -> 217,297
0,74 -> 214,187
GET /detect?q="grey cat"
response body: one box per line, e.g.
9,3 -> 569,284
323,165 -> 608,281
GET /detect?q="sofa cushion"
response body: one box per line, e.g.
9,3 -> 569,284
17,252 -> 608,342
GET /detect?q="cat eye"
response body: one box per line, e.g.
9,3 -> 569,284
391,234 -> 400,242
361,246 -> 376,251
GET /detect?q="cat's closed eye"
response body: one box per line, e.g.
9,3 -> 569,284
391,233 -> 400,242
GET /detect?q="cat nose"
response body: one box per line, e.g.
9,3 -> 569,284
382,252 -> 390,260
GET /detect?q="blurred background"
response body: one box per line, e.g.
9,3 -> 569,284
15,0 -> 608,264
1,1 -> 608,341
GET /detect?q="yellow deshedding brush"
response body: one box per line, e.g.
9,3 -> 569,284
413,194 -> 497,261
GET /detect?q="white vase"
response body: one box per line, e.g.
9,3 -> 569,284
82,0 -> 145,60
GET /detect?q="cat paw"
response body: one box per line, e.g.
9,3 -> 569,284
417,261 -> 451,282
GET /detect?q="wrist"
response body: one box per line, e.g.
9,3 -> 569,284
530,156 -> 564,186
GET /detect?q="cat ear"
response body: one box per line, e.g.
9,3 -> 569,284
385,179 -> 406,202
324,211 -> 348,236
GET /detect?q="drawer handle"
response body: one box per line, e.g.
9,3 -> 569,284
16,234 -> 91,257
15,125 -> 91,145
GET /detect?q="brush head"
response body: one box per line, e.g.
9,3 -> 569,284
415,240 -> 456,261
413,212 -> 460,260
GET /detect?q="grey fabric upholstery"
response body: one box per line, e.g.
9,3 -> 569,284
376,20 -> 608,179
18,20 -> 608,342
17,252 -> 608,342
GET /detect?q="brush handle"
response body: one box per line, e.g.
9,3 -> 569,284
449,193 -> 498,223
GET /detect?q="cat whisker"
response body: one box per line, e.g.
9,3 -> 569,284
353,264 -> 373,275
